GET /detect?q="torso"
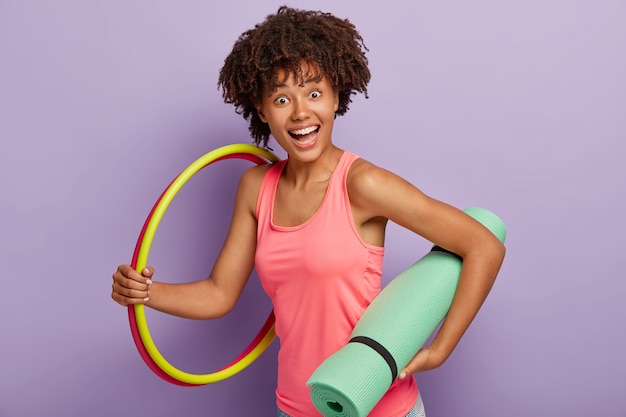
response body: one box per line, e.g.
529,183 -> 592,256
253,150 -> 417,417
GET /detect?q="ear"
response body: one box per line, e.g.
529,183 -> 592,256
256,104 -> 268,123
333,91 -> 339,112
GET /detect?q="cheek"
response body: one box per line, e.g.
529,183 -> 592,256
265,109 -> 287,126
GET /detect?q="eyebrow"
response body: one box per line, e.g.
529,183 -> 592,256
275,75 -> 323,89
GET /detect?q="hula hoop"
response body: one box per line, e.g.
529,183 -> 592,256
128,143 -> 280,385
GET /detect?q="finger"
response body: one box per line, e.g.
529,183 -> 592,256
114,265 -> 152,287
113,272 -> 150,292
112,280 -> 150,300
111,290 -> 149,306
142,267 -> 154,289
399,349 -> 427,379
398,365 -> 412,380
141,266 -> 154,280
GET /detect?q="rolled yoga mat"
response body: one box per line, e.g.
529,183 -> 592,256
307,207 -> 506,417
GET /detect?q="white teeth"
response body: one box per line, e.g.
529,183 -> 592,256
290,126 -> 318,136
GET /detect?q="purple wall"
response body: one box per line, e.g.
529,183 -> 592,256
1,1 -> 624,416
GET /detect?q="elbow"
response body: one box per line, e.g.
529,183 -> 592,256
193,305 -> 232,321
464,230 -> 506,265
193,288 -> 237,320
485,237 -> 506,281
494,239 -> 506,264
211,301 -> 236,320
467,234 -> 506,280
197,298 -> 236,320
480,223 -> 506,264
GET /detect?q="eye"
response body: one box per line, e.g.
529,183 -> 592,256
309,90 -> 321,99
274,96 -> 289,105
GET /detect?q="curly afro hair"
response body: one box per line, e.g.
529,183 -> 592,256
217,6 -> 371,148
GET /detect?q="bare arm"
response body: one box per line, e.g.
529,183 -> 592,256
348,159 -> 506,373
111,165 -> 267,320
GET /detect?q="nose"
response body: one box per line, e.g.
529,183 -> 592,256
291,98 -> 310,121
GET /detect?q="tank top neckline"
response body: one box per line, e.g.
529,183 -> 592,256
270,151 -> 351,231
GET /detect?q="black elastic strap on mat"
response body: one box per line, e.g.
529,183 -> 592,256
348,336 -> 398,383
430,245 -> 463,261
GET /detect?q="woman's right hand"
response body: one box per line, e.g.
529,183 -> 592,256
111,265 -> 154,306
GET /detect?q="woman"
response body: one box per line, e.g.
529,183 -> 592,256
112,7 -> 505,416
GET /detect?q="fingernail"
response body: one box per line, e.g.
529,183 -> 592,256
143,268 -> 150,275
146,279 -> 153,285
143,297 -> 149,302
399,372 -> 406,379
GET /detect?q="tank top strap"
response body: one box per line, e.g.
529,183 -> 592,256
318,151 -> 360,239
334,151 -> 360,186
255,160 -> 285,222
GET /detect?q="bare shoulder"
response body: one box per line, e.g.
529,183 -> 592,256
346,159 -> 424,219
236,163 -> 274,214
347,157 -> 388,193
239,162 -> 272,188
347,157 -> 423,206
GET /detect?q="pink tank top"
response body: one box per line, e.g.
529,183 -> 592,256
255,151 -> 417,416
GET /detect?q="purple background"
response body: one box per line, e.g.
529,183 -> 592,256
1,1 -> 624,416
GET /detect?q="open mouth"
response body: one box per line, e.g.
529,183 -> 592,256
289,125 -> 319,146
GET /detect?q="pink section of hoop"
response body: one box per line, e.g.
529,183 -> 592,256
127,152 -> 274,386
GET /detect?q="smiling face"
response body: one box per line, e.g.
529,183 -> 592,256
255,61 -> 339,161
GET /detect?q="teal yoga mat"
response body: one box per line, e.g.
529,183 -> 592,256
307,207 -> 506,417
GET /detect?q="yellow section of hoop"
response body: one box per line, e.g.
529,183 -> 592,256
134,144 -> 280,384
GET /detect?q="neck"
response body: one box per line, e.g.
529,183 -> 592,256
282,145 -> 344,187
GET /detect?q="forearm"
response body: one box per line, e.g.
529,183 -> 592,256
145,279 -> 232,320
430,242 -> 505,361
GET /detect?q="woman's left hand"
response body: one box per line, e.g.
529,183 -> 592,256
398,345 -> 446,379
